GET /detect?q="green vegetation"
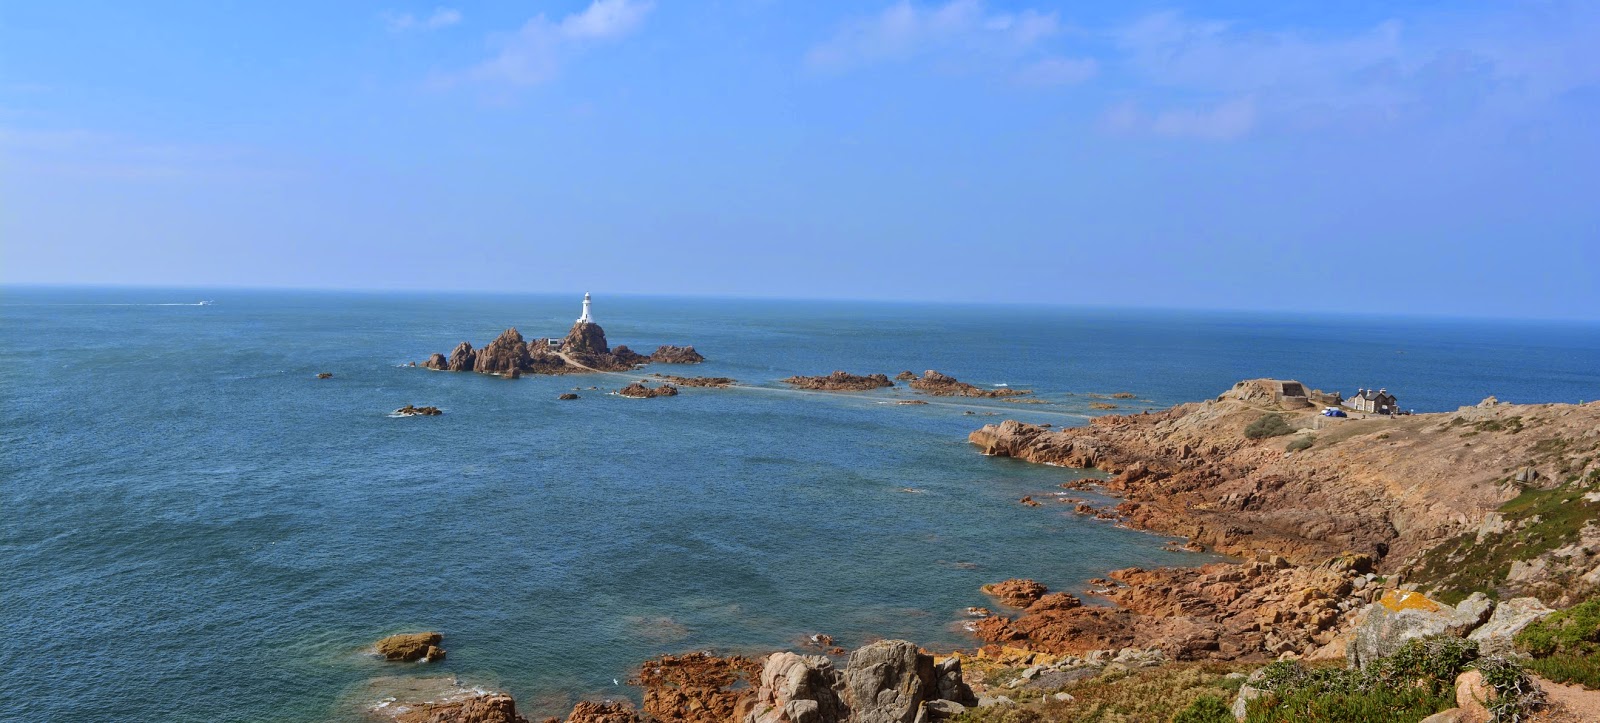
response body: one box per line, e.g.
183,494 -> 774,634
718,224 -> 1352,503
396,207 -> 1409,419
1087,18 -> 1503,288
1515,596 -> 1600,689
1169,695 -> 1234,723
1243,638 -> 1540,723
954,662 -> 1253,723
1285,435 -> 1314,453
1471,416 -> 1526,434
1415,480 -> 1599,604
1245,414 -> 1295,440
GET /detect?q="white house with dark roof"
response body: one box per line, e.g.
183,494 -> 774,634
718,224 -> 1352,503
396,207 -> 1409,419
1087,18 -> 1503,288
1347,388 -> 1398,414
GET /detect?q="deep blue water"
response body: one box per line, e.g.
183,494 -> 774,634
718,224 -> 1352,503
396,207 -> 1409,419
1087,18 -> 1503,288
2,287 -> 1597,722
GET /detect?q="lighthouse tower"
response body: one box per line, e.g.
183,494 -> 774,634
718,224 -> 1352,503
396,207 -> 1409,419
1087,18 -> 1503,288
577,292 -> 594,324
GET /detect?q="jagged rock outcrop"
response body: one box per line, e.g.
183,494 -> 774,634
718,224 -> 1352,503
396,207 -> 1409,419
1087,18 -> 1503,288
447,342 -> 477,372
781,372 -> 893,391
650,346 -> 705,364
909,370 -> 1030,398
473,328 -> 532,375
842,640 -> 972,723
376,632 -> 445,662
423,353 -> 450,370
619,382 -> 679,399
895,371 -> 917,381
562,321 -> 610,356
745,652 -> 849,723
563,701 -> 642,723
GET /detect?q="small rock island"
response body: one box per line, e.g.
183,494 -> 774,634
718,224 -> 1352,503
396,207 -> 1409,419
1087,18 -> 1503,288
420,293 -> 704,377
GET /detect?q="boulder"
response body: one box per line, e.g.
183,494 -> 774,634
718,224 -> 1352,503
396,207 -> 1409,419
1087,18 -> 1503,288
1347,591 -> 1494,669
376,632 -> 445,662
912,699 -> 965,722
1454,670 -> 1494,723
558,393 -> 580,400
932,657 -> 976,706
423,353 -> 449,370
843,640 -> 940,723
1467,597 -> 1554,656
744,652 -> 848,723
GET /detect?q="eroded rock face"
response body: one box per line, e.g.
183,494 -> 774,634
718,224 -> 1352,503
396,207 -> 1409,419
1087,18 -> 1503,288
1348,591 -> 1493,669
562,321 -> 610,356
376,632 -> 445,662
650,346 -> 705,364
981,579 -> 1049,607
909,370 -> 1030,398
423,353 -> 449,370
745,652 -> 849,723
473,329 -> 533,375
843,640 -> 941,723
637,652 -> 761,723
781,372 -> 893,391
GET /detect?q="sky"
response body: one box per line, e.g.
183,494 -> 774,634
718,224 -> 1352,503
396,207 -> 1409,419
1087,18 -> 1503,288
1,1 -> 1597,319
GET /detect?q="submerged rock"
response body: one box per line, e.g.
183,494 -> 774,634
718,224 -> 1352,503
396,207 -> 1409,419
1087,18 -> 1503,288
781,372 -> 893,391
394,405 -> 442,417
558,393 -> 580,400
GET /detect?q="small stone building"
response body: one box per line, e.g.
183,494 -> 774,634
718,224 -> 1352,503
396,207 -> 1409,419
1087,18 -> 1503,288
1347,388 -> 1398,414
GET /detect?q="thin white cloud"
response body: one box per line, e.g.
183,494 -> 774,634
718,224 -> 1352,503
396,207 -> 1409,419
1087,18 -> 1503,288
806,0 -> 1062,71
1100,98 -> 1257,141
384,7 -> 462,32
447,0 -> 653,88
1014,56 -> 1098,86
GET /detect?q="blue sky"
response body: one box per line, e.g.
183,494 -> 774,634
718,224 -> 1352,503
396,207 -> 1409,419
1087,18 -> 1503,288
1,1 -> 1596,319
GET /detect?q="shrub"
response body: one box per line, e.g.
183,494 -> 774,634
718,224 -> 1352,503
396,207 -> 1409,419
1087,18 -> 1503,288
1243,639 -> 1475,723
1285,435 -> 1314,453
1170,695 -> 1234,723
1245,414 -> 1295,439
1515,595 -> 1600,689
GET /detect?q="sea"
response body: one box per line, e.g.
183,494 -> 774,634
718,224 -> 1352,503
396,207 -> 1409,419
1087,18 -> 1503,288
2,286 -> 1597,722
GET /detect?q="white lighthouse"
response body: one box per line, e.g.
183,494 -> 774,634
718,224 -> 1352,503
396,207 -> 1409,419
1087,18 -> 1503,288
577,292 -> 594,324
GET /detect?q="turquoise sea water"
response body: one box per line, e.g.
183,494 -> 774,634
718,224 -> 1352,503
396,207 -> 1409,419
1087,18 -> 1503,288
2,287 -> 1597,721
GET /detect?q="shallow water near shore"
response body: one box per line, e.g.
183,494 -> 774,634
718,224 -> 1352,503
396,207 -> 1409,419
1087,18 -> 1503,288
3,287 -> 1598,721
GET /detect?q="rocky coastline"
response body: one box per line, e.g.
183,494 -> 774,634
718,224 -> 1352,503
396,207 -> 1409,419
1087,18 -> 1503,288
365,378 -> 1600,722
908,370 -> 1031,398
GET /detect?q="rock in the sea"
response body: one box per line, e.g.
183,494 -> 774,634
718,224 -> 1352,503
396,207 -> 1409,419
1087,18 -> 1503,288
396,693 -> 528,723
909,370 -> 1029,398
394,405 -> 443,417
317,372 -> 333,379
745,651 -> 849,723
981,579 -> 1049,607
558,393 -> 580,400
447,342 -> 477,372
781,371 -> 894,391
650,345 -> 705,364
1466,597 -> 1553,656
376,632 -> 446,662
1348,591 -> 1493,669
895,371 -> 918,381
423,353 -> 450,370
619,382 -> 679,399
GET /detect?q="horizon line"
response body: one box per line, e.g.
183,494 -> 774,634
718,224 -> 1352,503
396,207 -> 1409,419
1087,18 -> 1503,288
3,280 -> 1597,325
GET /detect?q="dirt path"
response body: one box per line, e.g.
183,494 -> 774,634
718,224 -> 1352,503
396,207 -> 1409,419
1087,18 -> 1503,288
1535,676 -> 1600,723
